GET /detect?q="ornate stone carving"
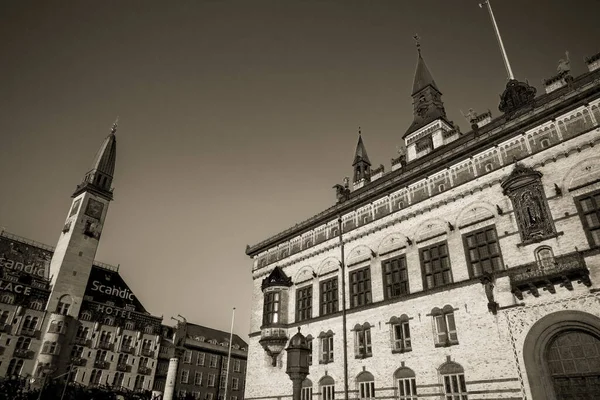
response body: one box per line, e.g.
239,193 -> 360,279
480,272 -> 499,315
499,79 -> 536,115
501,164 -> 556,243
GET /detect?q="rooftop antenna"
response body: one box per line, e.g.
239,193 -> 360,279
480,0 -> 515,80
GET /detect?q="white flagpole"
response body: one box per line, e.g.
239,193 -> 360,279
480,0 -> 515,80
223,307 -> 236,400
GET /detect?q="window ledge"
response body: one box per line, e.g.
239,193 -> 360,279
319,360 -> 333,365
435,341 -> 459,348
391,348 -> 412,354
354,354 -> 373,359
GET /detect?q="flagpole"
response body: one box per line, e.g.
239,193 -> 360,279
337,216 -> 349,400
223,307 -> 236,400
480,0 -> 515,80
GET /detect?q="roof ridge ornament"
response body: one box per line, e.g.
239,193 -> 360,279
413,34 -> 421,56
111,116 -> 119,134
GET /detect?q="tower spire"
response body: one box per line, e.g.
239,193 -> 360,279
480,0 -> 515,80
353,128 -> 371,184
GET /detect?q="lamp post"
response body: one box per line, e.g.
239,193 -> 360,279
285,328 -> 310,400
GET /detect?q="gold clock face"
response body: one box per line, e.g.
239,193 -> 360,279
85,199 -> 104,220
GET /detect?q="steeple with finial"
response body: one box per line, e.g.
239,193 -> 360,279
73,119 -> 118,200
352,127 -> 371,188
403,36 -> 457,162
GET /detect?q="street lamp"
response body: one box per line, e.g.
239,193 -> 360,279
285,328 -> 310,400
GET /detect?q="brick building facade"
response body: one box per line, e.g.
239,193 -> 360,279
244,48 -> 600,399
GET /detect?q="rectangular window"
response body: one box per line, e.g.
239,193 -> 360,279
320,277 -> 338,316
232,377 -> 239,390
209,355 -> 218,368
434,312 -> 458,346
392,321 -> 411,352
577,190 -> 600,248
301,387 -> 313,400
219,375 -> 226,389
207,374 -> 216,387
355,328 -> 372,358
180,370 -> 189,384
350,267 -> 372,308
184,350 -> 192,364
463,226 -> 503,277
358,381 -> 375,399
195,371 -> 202,386
320,336 -> 334,363
397,378 -> 417,400
307,339 -> 313,366
206,394 -> 214,400
443,373 -> 468,399
296,286 -> 313,322
321,384 -> 335,400
233,359 -> 240,372
382,255 -> 409,298
197,352 -> 205,366
421,242 -> 452,289
263,291 -> 280,324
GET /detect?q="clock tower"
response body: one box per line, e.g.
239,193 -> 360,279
32,122 -> 118,380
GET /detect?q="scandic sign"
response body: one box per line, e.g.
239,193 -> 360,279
90,281 -> 135,301
0,257 -> 46,278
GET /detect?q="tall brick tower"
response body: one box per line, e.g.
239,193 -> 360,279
33,122 -> 117,379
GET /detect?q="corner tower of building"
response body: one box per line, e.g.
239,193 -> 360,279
403,42 -> 458,162
352,131 -> 371,190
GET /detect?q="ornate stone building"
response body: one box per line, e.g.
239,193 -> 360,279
0,124 -> 162,392
244,48 -> 600,399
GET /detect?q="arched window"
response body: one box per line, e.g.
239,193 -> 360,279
431,305 -> 458,347
103,316 -> 115,326
301,378 -> 312,400
319,375 -> 335,400
29,299 -> 43,310
80,311 -> 92,321
356,371 -> 375,399
16,337 -> 31,350
318,330 -> 334,364
7,358 -> 24,376
394,367 -> 417,399
0,310 -> 10,324
535,246 -> 555,270
439,361 -> 467,399
389,315 -> 412,352
144,325 -> 154,334
50,320 -> 64,334
305,334 -> 313,366
90,369 -> 102,385
1,293 -> 15,304
125,321 -> 135,330
56,295 -> 72,315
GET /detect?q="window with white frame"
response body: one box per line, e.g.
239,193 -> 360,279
195,371 -> 202,386
354,323 -> 372,358
356,371 -> 375,399
319,375 -> 335,400
431,306 -> 458,347
301,379 -> 313,400
184,350 -> 192,364
232,377 -> 239,390
219,375 -> 226,389
207,373 -> 216,387
535,246 -> 555,270
233,358 -> 240,372
181,369 -> 189,384
209,354 -> 218,368
205,394 -> 213,400
394,367 -> 417,400
440,361 -> 468,400
389,315 -> 411,352
197,352 -> 205,366
319,331 -> 334,363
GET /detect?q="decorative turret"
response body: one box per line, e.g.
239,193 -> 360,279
352,129 -> 371,190
73,121 -> 118,201
403,36 -> 457,162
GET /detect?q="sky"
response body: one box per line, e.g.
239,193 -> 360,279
1,0 -> 599,341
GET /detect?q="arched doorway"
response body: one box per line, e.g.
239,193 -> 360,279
523,310 -> 600,399
546,330 -> 600,398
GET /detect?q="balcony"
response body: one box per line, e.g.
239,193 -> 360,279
94,360 -> 110,369
98,341 -> 114,351
510,252 -> 591,300
116,363 -> 131,373
138,366 -> 152,375
19,328 -> 40,339
120,345 -> 135,354
48,326 -> 65,334
74,337 -> 92,347
13,348 -> 33,359
71,357 -> 87,367
141,349 -> 155,358
259,327 -> 289,366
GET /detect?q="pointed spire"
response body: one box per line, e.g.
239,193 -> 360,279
353,127 -> 371,166
411,35 -> 440,95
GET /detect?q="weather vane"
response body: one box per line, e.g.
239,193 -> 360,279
413,34 -> 421,53
111,116 -> 119,134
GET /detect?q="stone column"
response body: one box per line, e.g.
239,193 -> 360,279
163,357 -> 179,400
